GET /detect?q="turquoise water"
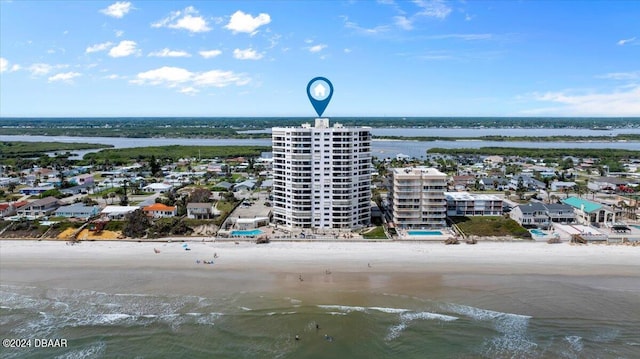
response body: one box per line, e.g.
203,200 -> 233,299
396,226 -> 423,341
631,225 -> 640,230
231,229 -> 263,237
407,230 -> 443,236
530,229 -> 546,236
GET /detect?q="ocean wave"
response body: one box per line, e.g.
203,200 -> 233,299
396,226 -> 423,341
443,303 -> 538,357
54,341 -> 106,359
386,311 -> 459,341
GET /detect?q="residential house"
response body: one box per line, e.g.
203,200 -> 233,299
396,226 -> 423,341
562,196 -> 618,225
444,192 -> 503,216
0,203 -> 18,218
483,155 -> 504,167
61,183 -> 94,195
101,205 -> 140,220
234,180 -> 256,192
54,203 -> 100,219
479,177 -> 510,191
19,184 -> 55,195
450,175 -> 476,191
16,196 -> 60,218
214,181 -> 233,191
143,203 -> 177,219
142,183 -> 173,193
509,201 -> 576,227
509,175 -> 546,191
550,181 -> 577,192
70,174 -> 94,186
186,203 -> 216,219
588,177 -> 633,193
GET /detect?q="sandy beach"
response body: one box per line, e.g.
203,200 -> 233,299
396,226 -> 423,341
2,240 -> 639,358
1,240 -> 638,299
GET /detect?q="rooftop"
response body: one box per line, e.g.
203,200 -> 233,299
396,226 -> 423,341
562,197 -> 602,213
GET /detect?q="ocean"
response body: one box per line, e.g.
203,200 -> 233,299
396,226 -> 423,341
2,272 -> 638,359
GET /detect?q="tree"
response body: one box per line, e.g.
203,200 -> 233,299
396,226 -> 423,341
188,188 -> 212,203
149,155 -> 162,176
516,177 -> 526,200
123,209 -> 150,238
7,182 -> 16,193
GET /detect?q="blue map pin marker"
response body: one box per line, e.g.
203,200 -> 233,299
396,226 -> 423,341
306,77 -> 333,117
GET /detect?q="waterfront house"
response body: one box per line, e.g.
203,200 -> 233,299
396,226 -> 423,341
143,203 -> 177,219
444,192 -> 503,217
562,196 -> 617,225
186,203 -> 216,219
101,205 -> 140,220
54,203 -> 100,219
16,196 -> 60,218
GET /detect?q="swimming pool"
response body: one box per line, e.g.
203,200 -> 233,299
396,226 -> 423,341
231,229 -> 264,237
530,229 -> 546,236
631,225 -> 640,230
407,230 -> 443,236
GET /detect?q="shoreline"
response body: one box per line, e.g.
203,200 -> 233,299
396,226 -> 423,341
2,240 -> 639,322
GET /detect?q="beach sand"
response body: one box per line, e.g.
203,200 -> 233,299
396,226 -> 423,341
2,240 -> 639,358
1,240 -> 638,304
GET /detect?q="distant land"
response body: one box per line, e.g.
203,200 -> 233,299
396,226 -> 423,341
0,117 -> 638,139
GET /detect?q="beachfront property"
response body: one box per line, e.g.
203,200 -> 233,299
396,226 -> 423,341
101,205 -> 140,220
54,203 -> 100,220
444,192 -> 503,217
142,203 -> 177,219
562,196 -> 619,225
510,203 -> 576,229
16,196 -> 60,218
186,203 -> 216,219
389,167 -> 447,229
271,118 -> 371,229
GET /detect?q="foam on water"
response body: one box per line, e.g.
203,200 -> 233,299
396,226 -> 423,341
53,341 -> 106,359
443,303 -> 538,357
386,311 -> 459,341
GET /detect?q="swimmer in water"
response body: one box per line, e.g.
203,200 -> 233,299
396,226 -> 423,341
324,334 -> 334,342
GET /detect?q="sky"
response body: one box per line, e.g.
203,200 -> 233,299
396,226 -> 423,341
0,0 -> 639,117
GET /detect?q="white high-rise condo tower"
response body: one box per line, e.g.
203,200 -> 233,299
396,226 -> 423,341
272,118 -> 372,229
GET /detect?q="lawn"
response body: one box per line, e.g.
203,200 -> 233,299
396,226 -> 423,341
450,216 -> 531,239
362,226 -> 388,239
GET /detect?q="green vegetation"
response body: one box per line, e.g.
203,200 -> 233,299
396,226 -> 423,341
1,117 -> 638,139
427,147 -> 639,163
380,134 -> 640,142
362,226 -> 388,239
0,141 -> 112,158
450,216 -> 531,239
83,145 -> 270,165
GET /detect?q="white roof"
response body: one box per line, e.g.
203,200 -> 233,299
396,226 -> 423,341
444,192 -> 502,201
144,183 -> 172,189
101,205 -> 139,214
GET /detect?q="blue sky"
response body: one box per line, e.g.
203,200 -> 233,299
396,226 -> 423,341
1,0 -> 638,117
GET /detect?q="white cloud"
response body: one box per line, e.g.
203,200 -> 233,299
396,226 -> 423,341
414,0 -> 452,19
394,16 -> 413,30
526,86 -> 640,116
109,40 -> 139,57
180,87 -> 199,95
11,64 -> 21,72
225,10 -> 271,35
193,70 -> 251,87
100,2 -> 133,18
115,30 -> 124,37
344,48 -> 352,54
0,57 -> 8,73
233,48 -> 263,60
597,71 -> 640,80
27,63 -> 68,76
131,66 -> 250,93
152,6 -> 211,33
617,37 -> 636,46
342,16 -> 390,35
199,49 -> 222,58
48,72 -> 81,83
427,33 -> 492,40
308,44 -> 327,53
148,48 -> 191,57
86,41 -> 114,53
